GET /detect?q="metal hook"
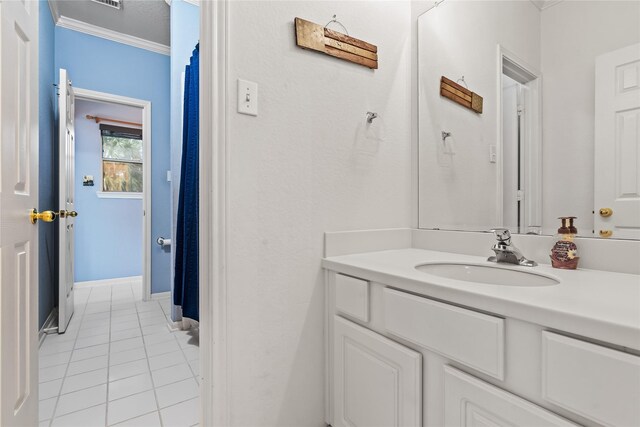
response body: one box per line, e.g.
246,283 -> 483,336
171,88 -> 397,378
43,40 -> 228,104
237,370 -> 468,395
366,112 -> 378,123
456,76 -> 468,88
324,14 -> 349,35
442,131 -> 451,141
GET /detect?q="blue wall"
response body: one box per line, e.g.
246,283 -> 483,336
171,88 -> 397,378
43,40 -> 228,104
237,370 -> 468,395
39,1 -> 57,328
55,28 -> 172,293
170,0 -> 199,311
73,103 -> 143,282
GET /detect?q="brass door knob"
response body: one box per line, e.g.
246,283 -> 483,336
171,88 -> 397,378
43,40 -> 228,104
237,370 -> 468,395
30,209 -> 57,224
59,210 -> 78,218
599,230 -> 613,238
599,208 -> 613,217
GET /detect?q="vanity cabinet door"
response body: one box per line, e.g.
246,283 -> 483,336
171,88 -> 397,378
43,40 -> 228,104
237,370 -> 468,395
333,316 -> 422,427
444,366 -> 578,427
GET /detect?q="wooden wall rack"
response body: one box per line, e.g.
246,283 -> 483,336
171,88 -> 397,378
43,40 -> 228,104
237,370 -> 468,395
440,76 -> 483,114
294,17 -> 378,69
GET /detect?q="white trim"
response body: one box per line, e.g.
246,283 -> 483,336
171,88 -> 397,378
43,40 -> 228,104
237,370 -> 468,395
73,88 -> 153,302
496,45 -> 543,233
75,275 -> 142,287
96,191 -> 143,199
184,0 -> 200,7
55,16 -> 170,56
47,0 -> 60,23
529,0 -> 564,11
200,1 -> 229,426
151,291 -> 171,300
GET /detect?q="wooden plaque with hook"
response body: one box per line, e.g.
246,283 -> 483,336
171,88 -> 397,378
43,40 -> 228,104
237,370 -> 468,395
294,17 -> 378,69
440,76 -> 483,113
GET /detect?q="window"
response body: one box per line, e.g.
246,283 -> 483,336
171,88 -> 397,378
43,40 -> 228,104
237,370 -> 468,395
101,125 -> 143,193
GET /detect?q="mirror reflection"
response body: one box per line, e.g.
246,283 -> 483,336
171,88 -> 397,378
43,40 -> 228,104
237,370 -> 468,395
418,0 -> 640,239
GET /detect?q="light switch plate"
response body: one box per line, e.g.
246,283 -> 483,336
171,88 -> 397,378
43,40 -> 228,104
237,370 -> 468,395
237,79 -> 258,116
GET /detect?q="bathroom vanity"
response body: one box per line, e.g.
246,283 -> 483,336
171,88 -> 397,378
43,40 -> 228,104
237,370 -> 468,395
322,236 -> 640,427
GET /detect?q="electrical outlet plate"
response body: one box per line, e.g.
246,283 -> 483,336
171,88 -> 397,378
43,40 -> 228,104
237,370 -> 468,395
237,79 -> 258,116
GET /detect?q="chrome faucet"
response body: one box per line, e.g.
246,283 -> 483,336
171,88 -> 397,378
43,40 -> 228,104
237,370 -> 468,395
488,228 -> 537,267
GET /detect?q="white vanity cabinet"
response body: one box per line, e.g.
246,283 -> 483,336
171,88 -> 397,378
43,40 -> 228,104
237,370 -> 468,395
326,271 -> 640,427
333,316 -> 422,427
444,366 -> 578,427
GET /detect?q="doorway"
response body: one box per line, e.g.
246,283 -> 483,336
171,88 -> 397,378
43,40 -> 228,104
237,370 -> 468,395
71,89 -> 152,302
38,85 -> 201,425
0,0 -> 206,424
498,46 -> 542,235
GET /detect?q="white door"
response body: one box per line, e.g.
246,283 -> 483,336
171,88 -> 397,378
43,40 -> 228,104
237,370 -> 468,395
333,316 -> 422,427
444,366 -> 577,427
58,69 -> 75,333
594,43 -> 640,239
0,0 -> 40,425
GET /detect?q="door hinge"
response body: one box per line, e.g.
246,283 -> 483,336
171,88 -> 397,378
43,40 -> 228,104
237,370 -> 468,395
516,190 -> 525,201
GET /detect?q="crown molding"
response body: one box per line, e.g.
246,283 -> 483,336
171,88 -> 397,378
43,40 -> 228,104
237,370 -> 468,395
47,0 -> 60,23
529,0 -> 564,11
55,16 -> 170,56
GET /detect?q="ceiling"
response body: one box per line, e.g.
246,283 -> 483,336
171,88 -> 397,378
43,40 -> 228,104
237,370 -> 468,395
50,0 -> 170,46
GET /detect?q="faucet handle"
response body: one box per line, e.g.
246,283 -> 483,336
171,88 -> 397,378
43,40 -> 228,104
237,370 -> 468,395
491,228 -> 511,242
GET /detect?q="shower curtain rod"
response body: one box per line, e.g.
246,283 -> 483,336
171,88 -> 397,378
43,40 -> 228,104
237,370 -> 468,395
86,115 -> 142,127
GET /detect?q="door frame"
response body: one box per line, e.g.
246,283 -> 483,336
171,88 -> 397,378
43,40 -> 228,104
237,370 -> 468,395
200,1 -> 229,425
496,44 -> 543,232
72,88 -> 153,301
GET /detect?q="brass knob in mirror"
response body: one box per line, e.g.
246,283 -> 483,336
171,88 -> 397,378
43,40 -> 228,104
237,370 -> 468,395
30,209 -> 57,224
599,230 -> 613,238
599,208 -> 613,217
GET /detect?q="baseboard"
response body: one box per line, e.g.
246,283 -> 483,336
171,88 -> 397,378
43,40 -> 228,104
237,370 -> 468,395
39,309 -> 58,346
75,275 -> 142,287
151,291 -> 171,300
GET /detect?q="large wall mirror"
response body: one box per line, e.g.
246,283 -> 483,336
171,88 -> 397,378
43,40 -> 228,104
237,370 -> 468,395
418,0 -> 640,240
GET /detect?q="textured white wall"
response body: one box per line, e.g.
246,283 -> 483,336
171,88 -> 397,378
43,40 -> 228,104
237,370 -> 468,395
225,2 -> 412,425
540,1 -> 640,235
417,0 -> 541,231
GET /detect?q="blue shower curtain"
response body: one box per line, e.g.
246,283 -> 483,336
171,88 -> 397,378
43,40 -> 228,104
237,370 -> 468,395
174,44 -> 199,321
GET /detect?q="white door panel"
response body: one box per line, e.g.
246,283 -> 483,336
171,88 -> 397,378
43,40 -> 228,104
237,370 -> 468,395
333,316 -> 422,427
0,0 -> 39,425
594,43 -> 640,239
58,68 -> 75,332
444,366 -> 577,427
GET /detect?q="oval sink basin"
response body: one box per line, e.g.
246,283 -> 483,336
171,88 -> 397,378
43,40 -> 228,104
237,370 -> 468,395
415,263 -> 559,287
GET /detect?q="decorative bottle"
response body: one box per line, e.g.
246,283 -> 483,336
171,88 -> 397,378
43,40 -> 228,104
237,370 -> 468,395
550,216 -> 579,269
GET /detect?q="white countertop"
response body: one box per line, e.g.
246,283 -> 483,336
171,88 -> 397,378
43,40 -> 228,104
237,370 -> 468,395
323,248 -> 640,350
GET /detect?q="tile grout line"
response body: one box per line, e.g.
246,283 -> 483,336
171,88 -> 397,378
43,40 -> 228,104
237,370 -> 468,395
136,295 -> 165,426
45,286 -> 93,426
163,313 -> 201,418
103,284 -> 114,427
41,282 -> 189,426
46,286 -> 151,424
175,328 -> 200,382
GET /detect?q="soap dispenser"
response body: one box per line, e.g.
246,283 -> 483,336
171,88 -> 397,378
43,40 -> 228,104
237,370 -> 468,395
550,216 -> 579,269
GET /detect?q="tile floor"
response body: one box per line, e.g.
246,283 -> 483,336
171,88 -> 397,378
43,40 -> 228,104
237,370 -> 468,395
39,279 -> 200,427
